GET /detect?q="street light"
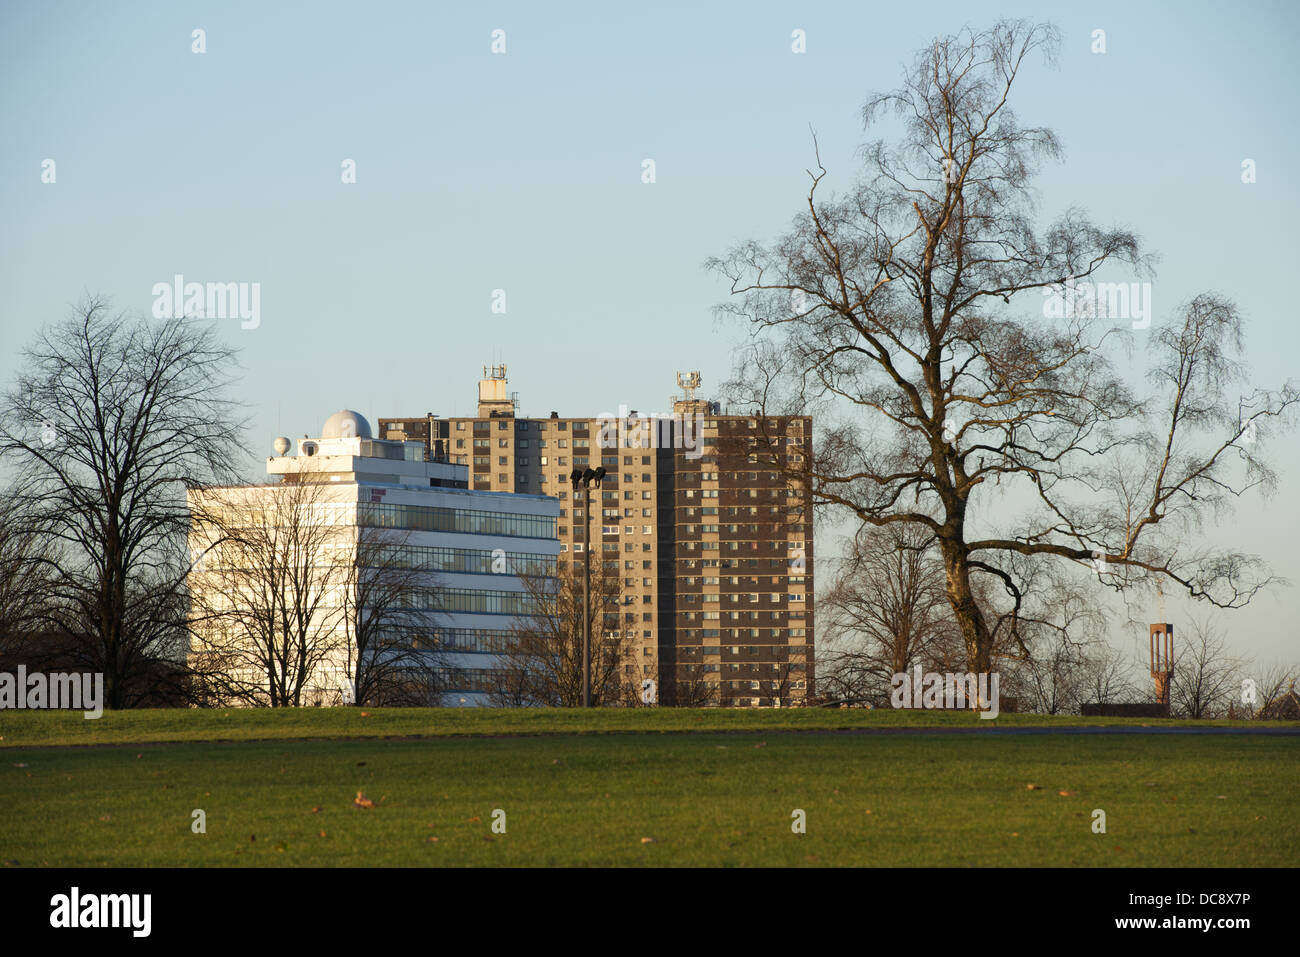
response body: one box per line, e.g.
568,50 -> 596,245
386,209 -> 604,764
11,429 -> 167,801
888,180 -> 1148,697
569,466 -> 605,707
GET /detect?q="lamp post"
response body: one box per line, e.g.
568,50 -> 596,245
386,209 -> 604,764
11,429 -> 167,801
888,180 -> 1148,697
570,465 -> 606,707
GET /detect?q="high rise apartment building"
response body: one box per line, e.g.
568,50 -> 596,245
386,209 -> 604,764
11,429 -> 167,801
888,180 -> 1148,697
379,368 -> 814,707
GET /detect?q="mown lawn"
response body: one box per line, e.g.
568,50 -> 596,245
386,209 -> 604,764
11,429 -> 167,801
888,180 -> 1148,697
1,727 -> 1295,866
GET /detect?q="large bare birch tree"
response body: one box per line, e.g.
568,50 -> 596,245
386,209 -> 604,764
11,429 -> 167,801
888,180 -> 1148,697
709,21 -> 1297,675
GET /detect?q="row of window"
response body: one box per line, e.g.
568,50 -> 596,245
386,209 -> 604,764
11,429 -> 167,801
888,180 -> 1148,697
465,420 -> 587,432
679,576 -> 808,585
358,503 -> 556,540
396,587 -> 539,617
678,624 -> 805,640
452,418 -> 804,434
680,663 -> 807,674
374,544 -> 555,578
678,639 -> 803,653
404,627 -> 513,654
679,558 -> 799,569
679,541 -> 796,551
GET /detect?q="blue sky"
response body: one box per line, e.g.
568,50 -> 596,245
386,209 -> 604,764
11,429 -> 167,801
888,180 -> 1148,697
2,0 -> 1297,664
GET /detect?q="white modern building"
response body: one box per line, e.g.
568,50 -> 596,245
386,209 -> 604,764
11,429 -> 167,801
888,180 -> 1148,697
186,410 -> 559,706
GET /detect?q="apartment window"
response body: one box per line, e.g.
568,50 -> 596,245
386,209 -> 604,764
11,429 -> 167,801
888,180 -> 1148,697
498,421 -> 509,430
499,438 -> 509,448
518,440 -> 530,449
456,422 -> 465,431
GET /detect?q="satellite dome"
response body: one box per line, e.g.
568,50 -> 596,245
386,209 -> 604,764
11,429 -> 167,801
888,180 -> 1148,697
321,410 -> 372,440
273,436 -> 291,455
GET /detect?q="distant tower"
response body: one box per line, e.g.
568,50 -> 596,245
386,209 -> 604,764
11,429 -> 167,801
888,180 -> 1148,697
673,371 -> 712,415
477,364 -> 517,418
1150,623 -> 1173,711
676,371 -> 701,402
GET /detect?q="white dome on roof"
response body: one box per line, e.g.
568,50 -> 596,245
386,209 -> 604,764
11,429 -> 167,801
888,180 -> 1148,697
321,410 -> 372,439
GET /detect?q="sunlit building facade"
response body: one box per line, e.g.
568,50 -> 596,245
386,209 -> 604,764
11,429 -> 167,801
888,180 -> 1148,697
185,410 -> 559,706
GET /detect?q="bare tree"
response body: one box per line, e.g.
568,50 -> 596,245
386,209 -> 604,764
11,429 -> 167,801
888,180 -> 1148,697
1240,661 -> 1300,719
708,20 -> 1297,678
1242,662 -> 1298,719
0,298 -> 244,707
0,494 -> 56,655
666,669 -> 721,707
1170,616 -> 1243,718
340,525 -> 447,706
818,524 -> 958,704
187,480 -> 349,707
496,556 -> 629,707
1077,642 -> 1138,707
720,651 -> 802,708
1008,629 -> 1087,715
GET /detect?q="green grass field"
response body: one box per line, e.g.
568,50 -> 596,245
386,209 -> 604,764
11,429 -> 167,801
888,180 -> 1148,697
1,709 -> 1296,866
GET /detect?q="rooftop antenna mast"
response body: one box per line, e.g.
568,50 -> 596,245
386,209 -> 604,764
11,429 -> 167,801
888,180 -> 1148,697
674,370 -> 701,408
